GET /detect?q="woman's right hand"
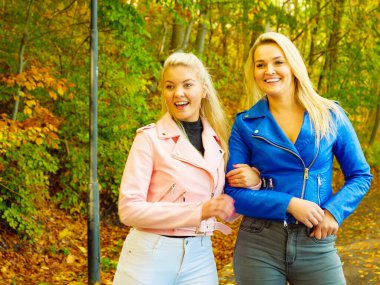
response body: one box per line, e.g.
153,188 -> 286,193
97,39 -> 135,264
226,164 -> 261,189
201,194 -> 235,221
287,197 -> 324,228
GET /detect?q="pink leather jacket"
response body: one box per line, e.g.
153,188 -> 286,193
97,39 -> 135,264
118,113 -> 231,236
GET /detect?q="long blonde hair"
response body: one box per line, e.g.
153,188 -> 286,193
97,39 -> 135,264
244,32 -> 343,145
159,52 -> 229,160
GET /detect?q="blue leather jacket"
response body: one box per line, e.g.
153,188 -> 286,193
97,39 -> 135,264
225,98 -> 372,225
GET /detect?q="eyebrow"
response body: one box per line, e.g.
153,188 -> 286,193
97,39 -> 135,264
255,56 -> 285,63
164,79 -> 196,83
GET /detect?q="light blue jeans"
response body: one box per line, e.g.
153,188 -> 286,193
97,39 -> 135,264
233,217 -> 346,285
113,229 -> 218,285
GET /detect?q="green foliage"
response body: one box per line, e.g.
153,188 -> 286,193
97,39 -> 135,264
0,118 -> 59,238
0,0 -> 378,237
365,142 -> 380,168
100,257 -> 117,272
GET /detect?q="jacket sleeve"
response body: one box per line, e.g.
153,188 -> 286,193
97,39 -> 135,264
225,117 -> 293,221
118,132 -> 203,229
323,111 -> 373,225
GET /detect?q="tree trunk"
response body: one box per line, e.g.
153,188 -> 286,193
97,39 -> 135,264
308,0 -> 321,67
369,86 -> 379,147
194,0 -> 208,55
180,18 -> 195,51
318,0 -> 345,93
12,0 -> 34,121
170,17 -> 185,52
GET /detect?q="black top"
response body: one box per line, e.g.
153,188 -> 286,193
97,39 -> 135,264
181,119 -> 204,156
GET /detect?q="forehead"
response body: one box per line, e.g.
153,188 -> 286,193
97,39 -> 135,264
163,65 -> 199,81
254,43 -> 285,60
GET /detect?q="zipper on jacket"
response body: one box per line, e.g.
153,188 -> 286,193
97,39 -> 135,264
252,135 -> 320,200
317,174 -> 321,205
262,178 -> 267,189
158,183 -> 177,201
269,178 -> 274,190
172,154 -> 216,200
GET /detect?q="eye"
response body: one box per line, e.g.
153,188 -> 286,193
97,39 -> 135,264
255,63 -> 265,68
165,84 -> 174,90
275,60 -> 285,65
184,83 -> 193,88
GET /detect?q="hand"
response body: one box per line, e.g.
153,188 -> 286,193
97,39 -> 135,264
226,164 -> 260,189
309,210 -> 339,239
287,198 -> 324,228
201,194 -> 235,221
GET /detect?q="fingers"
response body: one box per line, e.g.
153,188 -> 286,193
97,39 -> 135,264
309,211 -> 339,240
287,198 -> 325,228
233,163 -> 250,169
226,164 -> 260,188
201,194 -> 235,221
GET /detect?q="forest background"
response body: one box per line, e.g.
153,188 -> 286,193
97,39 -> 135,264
0,0 -> 379,284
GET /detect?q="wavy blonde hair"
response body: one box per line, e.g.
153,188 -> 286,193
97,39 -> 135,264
244,32 -> 343,145
159,52 -> 229,161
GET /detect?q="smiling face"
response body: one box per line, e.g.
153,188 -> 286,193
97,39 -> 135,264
163,65 -> 206,122
253,43 -> 295,99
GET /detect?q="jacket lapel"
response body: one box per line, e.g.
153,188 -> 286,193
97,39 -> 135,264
245,99 -> 300,154
156,113 -> 223,186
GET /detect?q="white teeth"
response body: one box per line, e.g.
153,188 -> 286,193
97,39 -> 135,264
265,78 -> 280,83
175,102 -> 188,106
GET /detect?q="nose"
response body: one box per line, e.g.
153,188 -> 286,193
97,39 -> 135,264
174,86 -> 185,97
265,64 -> 275,74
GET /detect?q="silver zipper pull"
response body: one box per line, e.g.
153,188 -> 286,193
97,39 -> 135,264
317,175 -> 321,186
171,183 -> 176,194
284,220 -> 288,227
262,178 -> 267,188
269,178 -> 273,189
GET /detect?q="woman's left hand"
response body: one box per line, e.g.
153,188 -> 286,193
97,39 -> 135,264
309,210 -> 339,239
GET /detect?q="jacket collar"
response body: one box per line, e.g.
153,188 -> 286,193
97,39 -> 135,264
242,98 -> 315,156
243,97 -> 270,119
156,113 -> 224,175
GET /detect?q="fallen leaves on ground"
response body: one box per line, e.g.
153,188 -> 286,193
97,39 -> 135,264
0,168 -> 378,284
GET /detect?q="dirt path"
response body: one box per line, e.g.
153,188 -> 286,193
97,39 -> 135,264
0,169 -> 378,284
217,169 -> 380,285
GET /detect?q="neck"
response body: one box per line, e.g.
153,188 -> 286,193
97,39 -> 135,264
267,95 -> 302,115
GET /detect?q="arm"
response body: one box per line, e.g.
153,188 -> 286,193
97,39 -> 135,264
118,132 -> 202,229
224,118 -> 294,220
226,164 -> 261,190
118,132 -> 235,229
321,110 -> 372,225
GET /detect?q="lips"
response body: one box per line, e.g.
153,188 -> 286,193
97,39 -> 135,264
264,78 -> 280,83
174,101 -> 189,106
174,101 -> 189,110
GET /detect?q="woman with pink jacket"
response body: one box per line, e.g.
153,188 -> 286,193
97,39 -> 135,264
113,52 -> 260,285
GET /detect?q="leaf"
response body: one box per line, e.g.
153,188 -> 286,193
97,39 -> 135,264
49,90 -> 57,100
58,228 -> 72,240
66,254 -> 76,264
35,138 -> 43,145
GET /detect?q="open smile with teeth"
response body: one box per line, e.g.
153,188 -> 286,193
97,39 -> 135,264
174,101 -> 189,107
264,78 -> 281,83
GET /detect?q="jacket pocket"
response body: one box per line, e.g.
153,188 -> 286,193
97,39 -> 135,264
156,183 -> 186,202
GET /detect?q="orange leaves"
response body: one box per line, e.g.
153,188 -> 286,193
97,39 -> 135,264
1,65 -> 74,102
0,109 -> 61,153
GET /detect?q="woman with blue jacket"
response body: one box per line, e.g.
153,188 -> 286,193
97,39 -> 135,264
225,32 -> 372,285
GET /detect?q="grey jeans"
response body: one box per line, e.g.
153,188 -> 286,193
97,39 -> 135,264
233,217 -> 346,285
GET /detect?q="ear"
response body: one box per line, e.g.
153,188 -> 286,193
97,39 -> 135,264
202,85 -> 208,98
